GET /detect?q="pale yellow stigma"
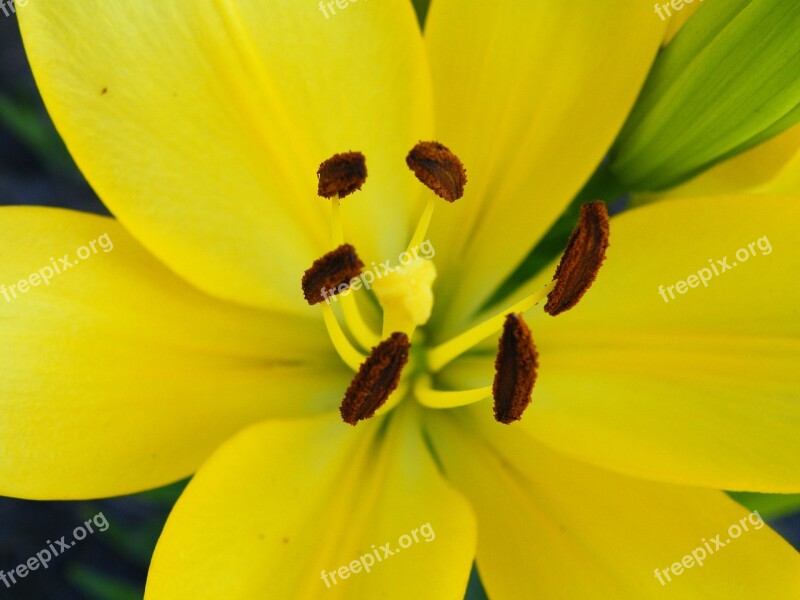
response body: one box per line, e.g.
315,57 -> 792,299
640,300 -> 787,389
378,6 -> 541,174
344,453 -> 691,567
373,257 -> 437,337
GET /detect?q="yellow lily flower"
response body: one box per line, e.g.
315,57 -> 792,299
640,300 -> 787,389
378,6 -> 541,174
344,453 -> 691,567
6,0 -> 799,598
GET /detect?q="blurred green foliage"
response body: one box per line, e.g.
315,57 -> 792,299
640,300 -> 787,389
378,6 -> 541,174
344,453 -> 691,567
0,92 -> 73,176
66,567 -> 142,600
730,492 -> 800,520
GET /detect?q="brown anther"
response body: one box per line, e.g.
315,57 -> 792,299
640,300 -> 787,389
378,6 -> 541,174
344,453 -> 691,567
317,152 -> 367,199
493,314 -> 538,424
406,141 -> 467,202
301,244 -> 364,305
340,333 -> 410,426
544,201 -> 610,316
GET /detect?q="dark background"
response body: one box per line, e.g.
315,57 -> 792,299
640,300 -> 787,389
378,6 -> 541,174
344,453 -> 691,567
1,5 -> 798,599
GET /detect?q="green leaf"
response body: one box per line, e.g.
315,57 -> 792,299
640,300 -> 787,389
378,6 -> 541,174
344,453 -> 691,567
411,0 -> 431,29
101,517 -> 166,565
464,564 -> 490,600
610,0 -> 800,191
137,478 -> 188,506
0,93 -> 75,176
80,481 -> 185,564
65,566 -> 141,600
728,491 -> 800,520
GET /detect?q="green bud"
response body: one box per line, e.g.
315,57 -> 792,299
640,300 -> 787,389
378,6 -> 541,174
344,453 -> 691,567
610,0 -> 800,191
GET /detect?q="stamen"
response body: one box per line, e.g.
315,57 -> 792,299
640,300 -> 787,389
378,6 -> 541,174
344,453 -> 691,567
374,382 -> 410,417
406,196 -> 436,254
301,244 -> 364,305
544,201 -> 610,316
317,152 -> 367,199
414,375 -> 492,409
314,155 -> 378,348
322,304 -> 367,371
493,314 -> 538,424
427,280 -> 555,372
340,332 -> 411,426
406,141 -> 467,202
331,199 -> 343,245
341,295 -> 381,350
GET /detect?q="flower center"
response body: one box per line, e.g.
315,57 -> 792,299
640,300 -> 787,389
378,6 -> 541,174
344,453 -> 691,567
372,257 -> 437,337
301,145 -> 609,426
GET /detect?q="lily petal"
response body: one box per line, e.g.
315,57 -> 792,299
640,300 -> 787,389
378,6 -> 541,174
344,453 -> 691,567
18,0 -> 432,312
423,0 -> 666,338
0,207 -> 347,499
428,407 -> 800,599
145,408 -> 476,599
515,195 -> 800,492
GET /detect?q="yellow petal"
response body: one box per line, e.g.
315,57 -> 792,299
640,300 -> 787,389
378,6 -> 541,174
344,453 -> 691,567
0,207 -> 347,499
513,195 -> 800,492
18,0 -> 432,313
423,0 -> 666,338
428,407 -> 800,599
145,407 -> 476,599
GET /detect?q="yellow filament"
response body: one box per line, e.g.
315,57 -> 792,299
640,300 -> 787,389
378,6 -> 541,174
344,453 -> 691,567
331,199 -> 343,245
374,382 -> 410,417
414,376 -> 492,408
321,303 -> 365,371
340,294 -> 381,350
327,198 -> 381,350
427,280 -> 556,372
406,196 -> 436,252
